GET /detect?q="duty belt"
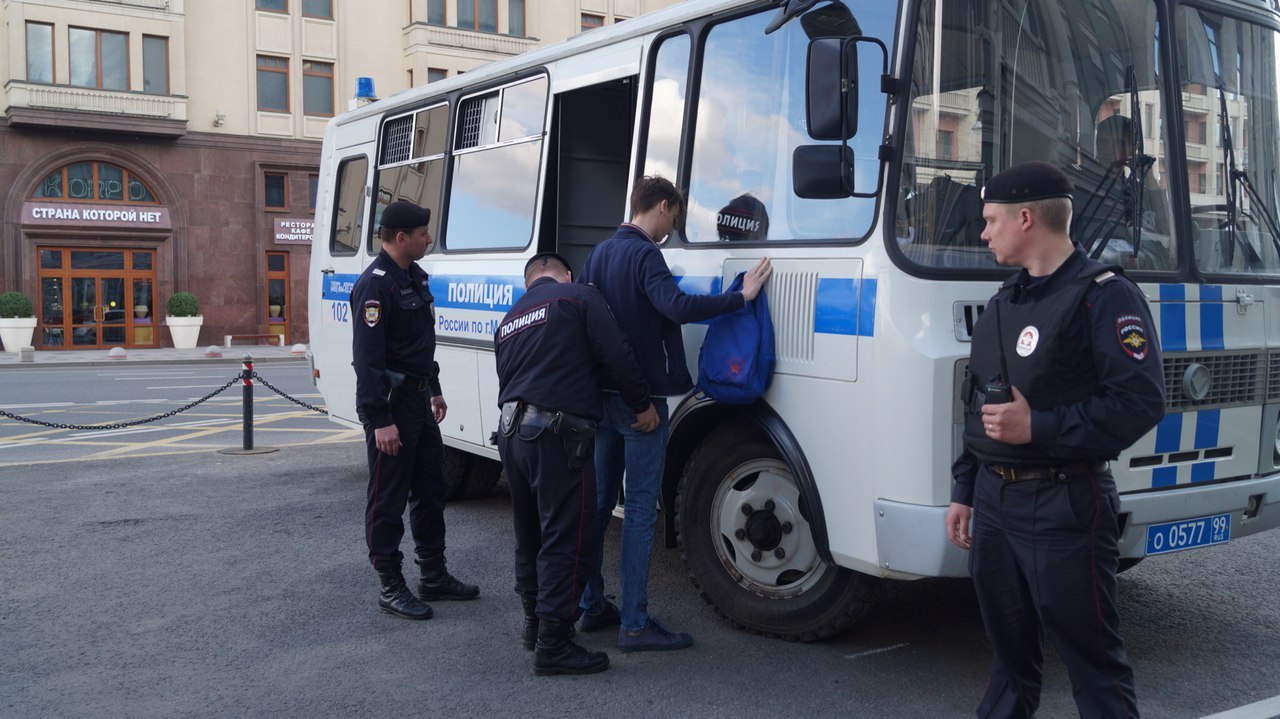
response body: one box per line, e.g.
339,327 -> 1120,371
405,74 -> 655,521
987,461 -> 1108,482
520,405 -> 562,429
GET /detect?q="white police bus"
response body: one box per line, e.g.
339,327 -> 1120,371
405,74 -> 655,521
310,0 -> 1280,640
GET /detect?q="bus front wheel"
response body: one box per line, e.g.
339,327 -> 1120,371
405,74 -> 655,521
676,426 -> 874,641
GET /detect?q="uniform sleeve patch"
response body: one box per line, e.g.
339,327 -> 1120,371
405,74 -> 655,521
363,300 -> 382,328
497,303 -> 549,344
1115,314 -> 1149,361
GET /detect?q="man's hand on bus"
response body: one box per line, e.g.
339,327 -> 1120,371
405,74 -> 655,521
980,386 -> 1032,445
431,395 -> 448,424
740,258 -> 774,301
945,502 -> 973,550
631,403 -> 660,433
375,424 -> 402,456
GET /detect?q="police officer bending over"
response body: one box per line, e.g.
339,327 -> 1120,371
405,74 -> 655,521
494,252 -> 658,676
351,200 -> 479,620
946,162 -> 1165,718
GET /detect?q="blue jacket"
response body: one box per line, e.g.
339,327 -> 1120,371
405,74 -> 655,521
579,224 -> 744,395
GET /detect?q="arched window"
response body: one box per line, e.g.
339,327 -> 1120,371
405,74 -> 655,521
31,162 -> 158,204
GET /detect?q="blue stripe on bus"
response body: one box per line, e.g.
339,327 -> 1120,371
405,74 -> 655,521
858,278 -> 878,337
815,278 -> 858,336
429,275 -> 524,312
1199,285 -> 1225,351
1191,409 -> 1221,484
1159,284 -> 1187,352
322,273 -> 360,302
1152,412 -> 1183,488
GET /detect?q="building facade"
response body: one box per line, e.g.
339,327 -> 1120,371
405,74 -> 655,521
0,0 -> 679,349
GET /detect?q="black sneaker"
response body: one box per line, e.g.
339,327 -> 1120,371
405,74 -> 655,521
579,600 -> 621,633
618,619 -> 693,652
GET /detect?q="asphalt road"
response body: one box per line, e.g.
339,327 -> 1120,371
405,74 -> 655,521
1,426 -> 1278,717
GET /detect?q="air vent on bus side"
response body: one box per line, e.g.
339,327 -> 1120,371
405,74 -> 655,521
380,115 -> 414,165
1269,349 -> 1280,402
768,270 -> 817,364
952,302 -> 985,342
1163,350 -> 1265,411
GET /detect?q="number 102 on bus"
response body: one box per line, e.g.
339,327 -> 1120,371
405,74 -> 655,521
1145,513 -> 1231,556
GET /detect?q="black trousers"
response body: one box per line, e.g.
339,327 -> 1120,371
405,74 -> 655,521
498,423 -> 597,624
970,464 -> 1138,719
363,391 -> 446,572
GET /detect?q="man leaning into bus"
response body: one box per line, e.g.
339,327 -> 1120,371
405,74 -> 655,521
350,200 -> 479,620
576,175 -> 772,651
945,161 -> 1164,718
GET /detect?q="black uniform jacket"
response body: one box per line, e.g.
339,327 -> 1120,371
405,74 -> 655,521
495,276 -> 650,421
952,246 -> 1165,505
350,249 -> 441,429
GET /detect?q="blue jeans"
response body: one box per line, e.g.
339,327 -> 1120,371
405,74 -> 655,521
580,393 -> 669,632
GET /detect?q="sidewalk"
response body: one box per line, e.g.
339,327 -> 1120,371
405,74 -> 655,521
0,343 -> 307,369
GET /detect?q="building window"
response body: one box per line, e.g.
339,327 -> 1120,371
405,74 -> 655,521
303,61 -> 334,116
142,36 -> 169,95
69,28 -> 128,90
581,13 -> 605,31
937,129 -> 954,160
26,22 -> 54,84
309,174 -> 319,211
508,0 -> 525,36
257,0 -> 287,12
427,0 -> 445,25
265,173 -> 288,210
302,0 -> 331,18
257,56 -> 290,112
428,68 -> 448,84
458,0 -> 497,32
31,162 -> 158,204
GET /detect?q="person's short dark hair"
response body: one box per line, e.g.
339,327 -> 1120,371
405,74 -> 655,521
716,194 -> 770,242
981,161 -> 1074,204
523,251 -> 571,282
630,175 -> 686,221
380,200 -> 431,230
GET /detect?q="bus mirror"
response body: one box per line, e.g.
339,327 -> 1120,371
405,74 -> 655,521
793,144 -> 854,199
806,37 -> 857,141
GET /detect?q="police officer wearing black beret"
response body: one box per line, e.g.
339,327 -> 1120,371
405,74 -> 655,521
350,200 -> 478,620
494,253 -> 657,675
945,161 -> 1165,718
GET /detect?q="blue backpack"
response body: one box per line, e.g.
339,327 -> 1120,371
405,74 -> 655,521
696,272 -> 775,404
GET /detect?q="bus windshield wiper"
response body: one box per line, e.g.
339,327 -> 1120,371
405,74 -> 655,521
1215,77 -> 1280,268
1076,66 -> 1156,261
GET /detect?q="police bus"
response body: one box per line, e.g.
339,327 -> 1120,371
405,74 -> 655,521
309,0 -> 1280,640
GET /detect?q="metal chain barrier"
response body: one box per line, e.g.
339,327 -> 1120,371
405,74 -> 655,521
251,371 -> 329,415
0,377 -> 240,430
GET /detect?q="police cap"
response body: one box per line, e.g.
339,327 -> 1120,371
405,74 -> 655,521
981,161 -> 1074,204
380,200 -> 432,230
523,252 -> 572,276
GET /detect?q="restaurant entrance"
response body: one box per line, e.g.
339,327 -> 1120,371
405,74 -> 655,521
37,247 -> 158,349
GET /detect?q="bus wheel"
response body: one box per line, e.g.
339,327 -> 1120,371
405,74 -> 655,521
676,427 -> 875,641
442,447 -> 470,501
458,456 -> 502,500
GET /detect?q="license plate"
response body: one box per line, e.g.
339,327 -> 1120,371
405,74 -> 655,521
1145,513 -> 1232,556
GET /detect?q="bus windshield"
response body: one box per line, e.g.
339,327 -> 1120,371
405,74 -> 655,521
896,0 -> 1178,274
1178,6 -> 1280,278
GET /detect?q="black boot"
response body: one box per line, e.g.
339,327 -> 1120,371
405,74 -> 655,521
377,568 -> 433,620
521,596 -> 539,651
415,553 -> 480,601
534,620 -> 609,676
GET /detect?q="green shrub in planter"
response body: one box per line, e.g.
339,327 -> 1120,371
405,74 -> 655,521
0,291 -> 34,319
166,292 -> 200,318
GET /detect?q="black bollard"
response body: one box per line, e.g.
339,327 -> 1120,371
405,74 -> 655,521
242,353 -> 254,450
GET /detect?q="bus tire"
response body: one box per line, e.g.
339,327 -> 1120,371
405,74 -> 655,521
676,426 -> 875,641
442,446 -> 470,501
458,456 -> 502,500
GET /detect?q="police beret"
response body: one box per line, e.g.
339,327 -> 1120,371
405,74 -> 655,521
380,200 -> 431,230
981,161 -> 1074,203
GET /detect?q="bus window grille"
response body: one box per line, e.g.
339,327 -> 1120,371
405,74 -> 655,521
381,116 -> 414,165
1163,351 -> 1264,411
458,98 -> 484,150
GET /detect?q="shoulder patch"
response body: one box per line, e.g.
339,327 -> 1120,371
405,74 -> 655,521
497,302 -> 550,344
372,268 -> 386,277
363,300 -> 382,328
1115,314 -> 1149,361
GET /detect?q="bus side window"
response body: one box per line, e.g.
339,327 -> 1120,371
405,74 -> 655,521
331,156 -> 369,256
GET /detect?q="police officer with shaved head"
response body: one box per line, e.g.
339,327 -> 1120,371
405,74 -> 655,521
494,252 -> 658,676
351,200 -> 479,621
945,162 -> 1165,718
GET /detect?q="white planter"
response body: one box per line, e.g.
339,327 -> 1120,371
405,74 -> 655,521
0,317 -> 37,353
166,315 -> 204,349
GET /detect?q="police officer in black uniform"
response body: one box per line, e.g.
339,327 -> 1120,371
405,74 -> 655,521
494,252 -> 657,675
351,200 -> 479,620
945,162 -> 1165,718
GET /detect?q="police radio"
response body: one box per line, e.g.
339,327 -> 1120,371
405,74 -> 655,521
985,299 -> 1013,405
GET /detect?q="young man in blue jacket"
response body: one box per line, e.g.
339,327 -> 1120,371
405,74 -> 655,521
577,175 -> 772,651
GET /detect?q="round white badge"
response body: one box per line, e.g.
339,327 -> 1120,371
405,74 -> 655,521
1016,326 -> 1040,357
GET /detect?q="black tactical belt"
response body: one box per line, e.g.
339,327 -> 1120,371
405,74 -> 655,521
520,405 -> 562,429
987,461 -> 1108,482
